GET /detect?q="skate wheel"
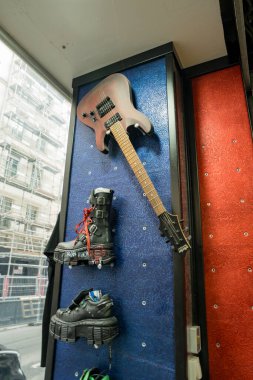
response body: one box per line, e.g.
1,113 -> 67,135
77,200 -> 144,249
97,263 -> 102,270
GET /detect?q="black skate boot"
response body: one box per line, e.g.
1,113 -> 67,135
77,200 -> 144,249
54,188 -> 115,268
49,289 -> 119,346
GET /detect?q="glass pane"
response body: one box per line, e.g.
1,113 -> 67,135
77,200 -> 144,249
0,38 -> 71,379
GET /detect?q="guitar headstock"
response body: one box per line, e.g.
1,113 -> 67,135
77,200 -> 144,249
159,211 -> 191,255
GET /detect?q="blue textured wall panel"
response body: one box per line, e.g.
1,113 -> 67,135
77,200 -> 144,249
53,57 -> 175,379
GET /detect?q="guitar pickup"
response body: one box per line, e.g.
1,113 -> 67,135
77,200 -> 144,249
96,97 -> 115,117
104,113 -> 122,129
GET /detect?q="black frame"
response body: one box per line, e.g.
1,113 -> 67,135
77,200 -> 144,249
45,42 -> 190,380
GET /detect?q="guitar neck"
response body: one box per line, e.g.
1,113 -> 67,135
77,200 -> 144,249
110,122 -> 166,216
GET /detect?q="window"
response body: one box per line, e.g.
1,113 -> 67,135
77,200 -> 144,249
5,154 -> 20,178
0,38 -> 71,380
26,205 -> 38,221
0,196 -> 12,213
30,164 -> 42,189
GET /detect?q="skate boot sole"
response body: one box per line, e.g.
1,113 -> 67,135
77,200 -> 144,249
54,244 -> 115,267
49,316 -> 119,346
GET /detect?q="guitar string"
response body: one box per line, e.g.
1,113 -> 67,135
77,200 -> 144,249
95,79 -> 184,245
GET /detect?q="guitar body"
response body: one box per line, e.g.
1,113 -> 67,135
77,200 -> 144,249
77,74 -> 152,152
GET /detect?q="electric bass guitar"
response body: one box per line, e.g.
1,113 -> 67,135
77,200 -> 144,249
77,73 -> 190,254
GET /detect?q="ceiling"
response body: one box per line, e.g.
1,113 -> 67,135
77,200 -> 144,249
0,0 -> 227,94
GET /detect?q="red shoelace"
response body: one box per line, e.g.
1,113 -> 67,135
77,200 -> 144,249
75,206 -> 94,254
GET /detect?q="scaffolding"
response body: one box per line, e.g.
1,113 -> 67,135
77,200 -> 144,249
0,42 -> 70,324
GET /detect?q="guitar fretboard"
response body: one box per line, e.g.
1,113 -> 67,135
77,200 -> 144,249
110,122 -> 166,216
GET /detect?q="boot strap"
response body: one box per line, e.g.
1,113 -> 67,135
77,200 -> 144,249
69,289 -> 93,310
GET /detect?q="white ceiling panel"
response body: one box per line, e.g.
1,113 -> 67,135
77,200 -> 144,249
0,0 -> 227,93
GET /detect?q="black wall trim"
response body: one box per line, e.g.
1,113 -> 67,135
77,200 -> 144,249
183,78 -> 210,380
183,55 -> 237,79
219,0 -> 240,64
72,42 -> 177,88
166,54 -> 187,380
44,87 -> 78,380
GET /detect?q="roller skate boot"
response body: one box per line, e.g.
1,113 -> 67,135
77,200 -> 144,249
49,289 -> 119,346
54,188 -> 115,268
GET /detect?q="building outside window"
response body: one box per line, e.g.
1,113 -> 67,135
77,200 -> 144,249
0,39 -> 71,379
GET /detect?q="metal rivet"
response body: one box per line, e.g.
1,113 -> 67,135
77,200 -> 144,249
213,304 -> 218,309
142,262 -> 147,268
75,372 -> 79,377
240,199 -> 245,203
90,144 -> 93,148
113,196 -> 117,200
202,145 -> 205,149
232,139 -> 237,143
143,161 -> 146,166
143,226 -> 147,230
114,166 -> 117,170
251,306 -> 253,310
204,172 -> 208,176
209,234 -> 213,239
142,342 -> 146,348
244,232 -> 249,237
211,268 -> 216,273
142,300 -> 146,306
216,342 -> 220,348
86,200 -> 89,204
236,168 -> 241,172
88,171 -> 91,175
143,193 -> 146,197
207,202 -> 211,207
248,267 -> 252,272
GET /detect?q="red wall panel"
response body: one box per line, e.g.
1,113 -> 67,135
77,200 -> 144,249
192,66 -> 253,380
